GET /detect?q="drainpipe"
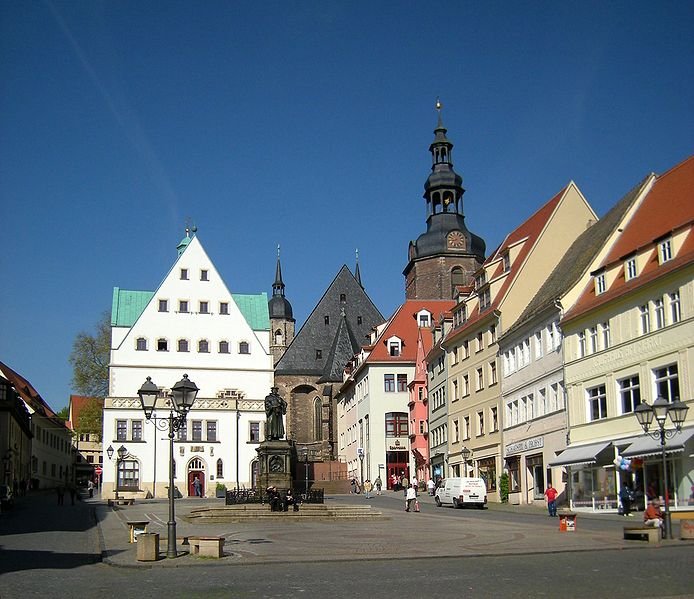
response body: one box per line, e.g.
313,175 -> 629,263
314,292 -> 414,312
236,403 -> 240,492
554,298 -> 571,508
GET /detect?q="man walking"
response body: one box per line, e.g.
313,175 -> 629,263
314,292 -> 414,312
544,483 -> 558,517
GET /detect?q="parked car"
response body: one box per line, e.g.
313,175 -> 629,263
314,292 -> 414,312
0,484 -> 14,510
435,477 -> 487,509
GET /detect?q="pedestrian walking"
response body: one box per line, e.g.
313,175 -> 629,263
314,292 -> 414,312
401,475 -> 409,497
374,476 -> 382,495
193,476 -> 202,497
619,482 -> 634,517
405,484 -> 417,512
544,483 -> 558,517
363,479 -> 373,499
87,480 -> 94,498
427,478 -> 435,496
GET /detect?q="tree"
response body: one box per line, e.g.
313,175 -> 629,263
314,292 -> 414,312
56,406 -> 69,421
74,399 -> 104,442
69,311 -> 110,398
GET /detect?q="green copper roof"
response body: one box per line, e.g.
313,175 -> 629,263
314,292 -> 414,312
232,293 -> 270,330
111,288 -> 155,327
111,288 -> 269,331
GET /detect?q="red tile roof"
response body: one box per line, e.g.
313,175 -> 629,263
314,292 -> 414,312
601,155 -> 694,266
69,394 -> 104,429
446,186 -> 568,340
563,156 -> 694,323
0,360 -> 65,426
365,300 -> 454,363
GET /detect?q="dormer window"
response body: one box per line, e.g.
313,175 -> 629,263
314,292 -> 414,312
480,289 -> 491,311
658,238 -> 673,264
387,336 -> 402,357
475,272 -> 487,289
503,253 -> 511,272
417,310 -> 432,328
595,272 -> 606,295
625,258 -> 637,281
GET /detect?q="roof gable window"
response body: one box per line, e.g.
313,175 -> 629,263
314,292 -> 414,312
157,338 -> 168,352
387,336 -> 402,357
180,268 -> 188,280
625,257 -> 637,281
594,272 -> 606,295
658,238 -> 673,264
417,310 -> 432,327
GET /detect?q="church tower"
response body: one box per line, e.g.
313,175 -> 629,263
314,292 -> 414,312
268,247 -> 295,365
404,101 -> 486,299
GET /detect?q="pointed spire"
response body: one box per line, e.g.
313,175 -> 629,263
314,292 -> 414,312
273,244 -> 285,297
354,248 -> 363,289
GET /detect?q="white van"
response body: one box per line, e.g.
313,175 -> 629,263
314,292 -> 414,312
435,477 -> 487,509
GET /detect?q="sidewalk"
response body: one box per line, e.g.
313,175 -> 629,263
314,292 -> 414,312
93,489 -> 694,568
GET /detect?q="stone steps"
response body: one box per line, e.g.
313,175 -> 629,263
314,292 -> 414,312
187,503 -> 385,522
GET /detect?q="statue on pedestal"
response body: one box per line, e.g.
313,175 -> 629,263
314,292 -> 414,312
265,386 -> 287,440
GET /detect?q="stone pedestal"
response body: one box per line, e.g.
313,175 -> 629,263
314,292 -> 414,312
257,440 -> 293,492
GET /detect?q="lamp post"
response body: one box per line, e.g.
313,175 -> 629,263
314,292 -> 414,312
138,374 -> 199,558
301,447 -> 310,497
634,397 -> 689,540
107,444 -> 127,499
461,446 -> 471,477
358,447 -> 365,489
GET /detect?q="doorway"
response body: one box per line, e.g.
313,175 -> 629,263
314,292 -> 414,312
187,457 -> 206,497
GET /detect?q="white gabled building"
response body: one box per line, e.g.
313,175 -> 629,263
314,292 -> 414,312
102,230 -> 274,499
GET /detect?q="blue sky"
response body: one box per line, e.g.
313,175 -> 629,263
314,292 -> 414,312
1,1 -> 692,411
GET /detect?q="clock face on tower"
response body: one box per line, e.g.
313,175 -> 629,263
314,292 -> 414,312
447,231 -> 466,249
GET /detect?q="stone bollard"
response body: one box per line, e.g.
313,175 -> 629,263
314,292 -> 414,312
680,519 -> 694,540
136,533 -> 160,561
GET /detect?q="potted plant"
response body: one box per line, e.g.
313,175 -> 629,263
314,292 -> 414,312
215,483 -> 227,498
499,472 -> 510,503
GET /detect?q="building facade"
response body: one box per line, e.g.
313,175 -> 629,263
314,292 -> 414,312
102,230 -> 274,498
559,157 -> 694,511
443,182 -> 597,501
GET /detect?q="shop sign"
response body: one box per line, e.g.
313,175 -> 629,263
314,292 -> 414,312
386,438 -> 408,452
505,436 -> 544,456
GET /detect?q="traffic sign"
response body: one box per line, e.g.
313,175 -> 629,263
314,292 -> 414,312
94,466 -> 103,476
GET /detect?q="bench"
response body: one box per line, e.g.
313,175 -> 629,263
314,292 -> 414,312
188,535 -> 225,558
108,498 -> 135,507
624,526 -> 660,543
126,520 -> 150,543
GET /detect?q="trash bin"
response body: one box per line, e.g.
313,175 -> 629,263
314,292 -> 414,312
680,519 -> 694,540
558,512 -> 577,532
136,533 -> 160,561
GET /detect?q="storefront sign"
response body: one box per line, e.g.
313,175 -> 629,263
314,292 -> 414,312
505,436 -> 544,456
386,438 -> 408,452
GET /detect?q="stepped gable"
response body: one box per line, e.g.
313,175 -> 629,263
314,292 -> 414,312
505,175 -> 651,337
275,265 -> 384,381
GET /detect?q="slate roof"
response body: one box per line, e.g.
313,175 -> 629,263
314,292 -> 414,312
275,265 -> 384,382
504,175 -> 651,338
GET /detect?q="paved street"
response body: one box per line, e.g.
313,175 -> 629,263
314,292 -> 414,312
1,490 -> 693,598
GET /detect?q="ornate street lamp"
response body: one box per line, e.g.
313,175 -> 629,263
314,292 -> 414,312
106,445 -> 114,461
138,374 -> 199,558
461,446 -> 471,477
634,397 -> 689,539
301,447 -> 310,498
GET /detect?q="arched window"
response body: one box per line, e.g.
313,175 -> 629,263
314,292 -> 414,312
178,339 -> 189,352
451,266 -> 465,296
274,329 -> 283,345
313,397 -> 322,440
136,337 -> 147,351
216,458 -> 223,478
239,341 -> 250,354
198,339 -> 209,353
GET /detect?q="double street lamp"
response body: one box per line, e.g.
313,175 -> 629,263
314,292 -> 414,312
634,396 -> 689,540
138,374 -> 199,558
106,444 -> 128,498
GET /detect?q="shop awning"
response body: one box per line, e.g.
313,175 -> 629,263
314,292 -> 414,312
621,428 -> 694,459
547,441 -> 612,468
